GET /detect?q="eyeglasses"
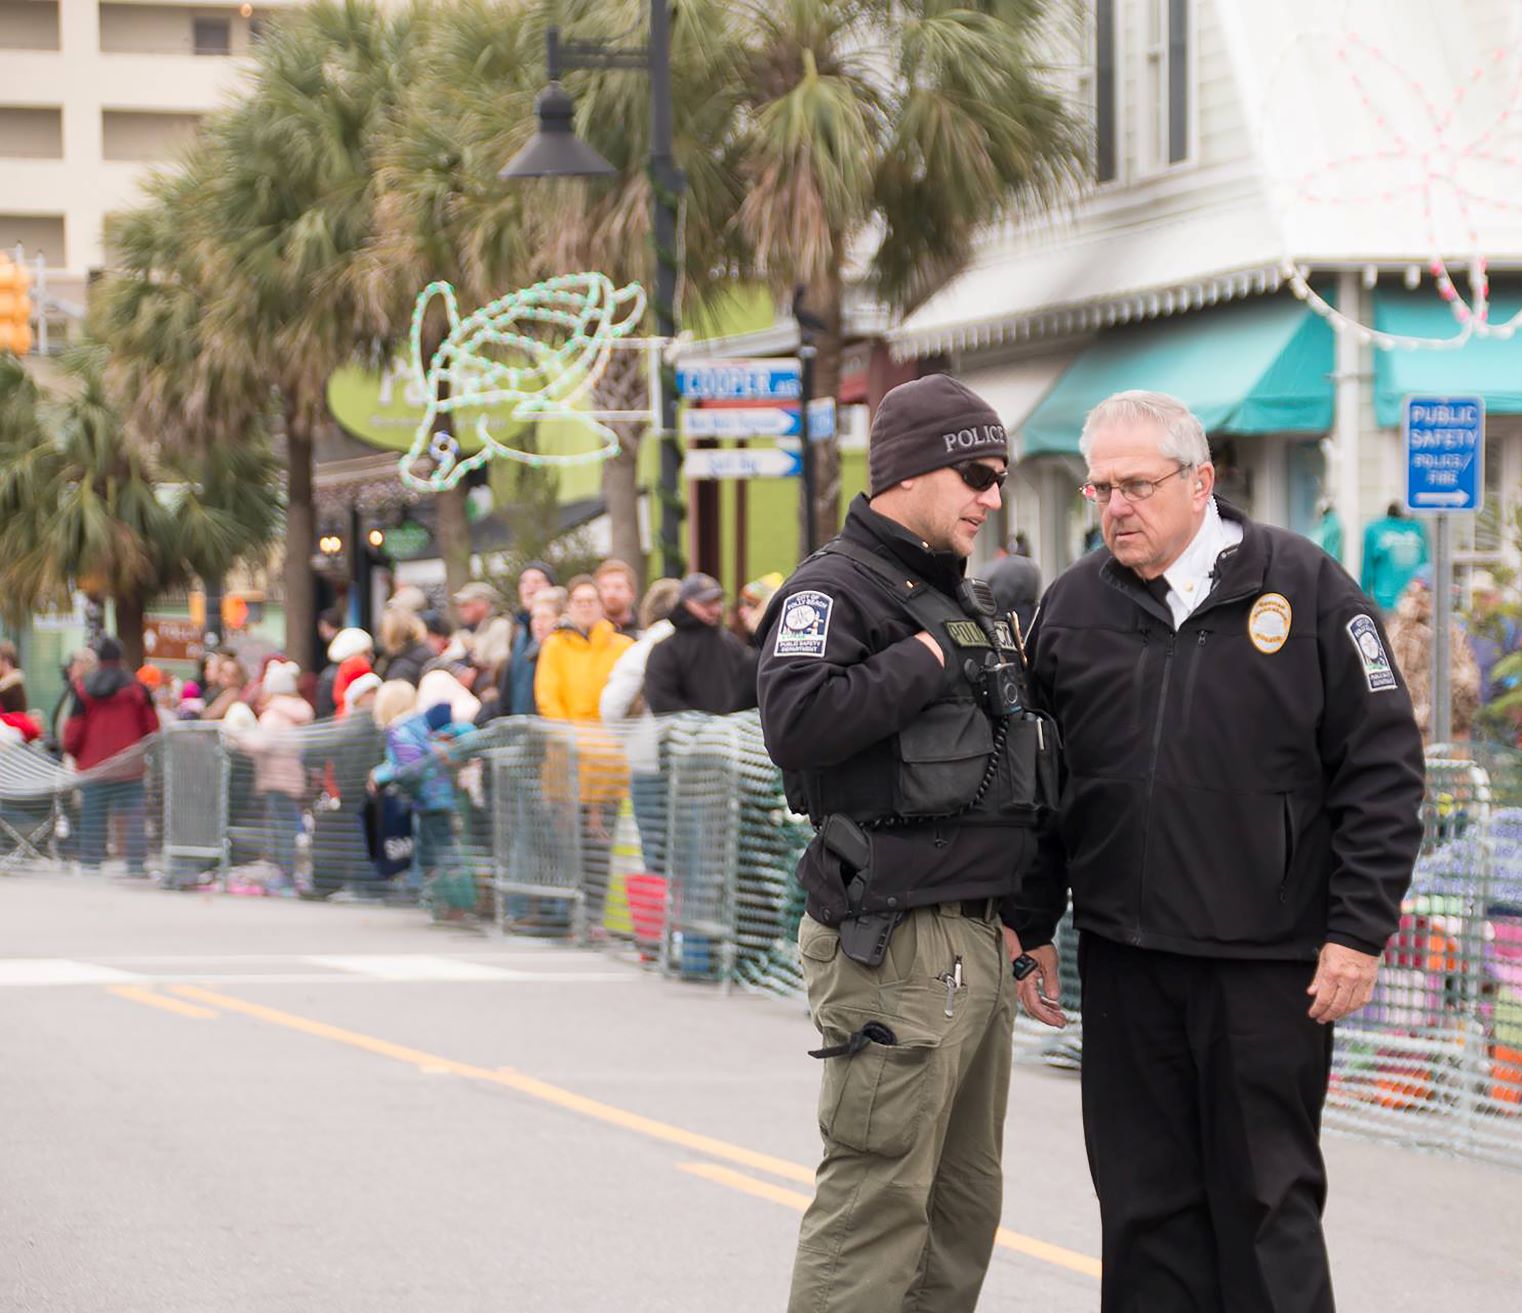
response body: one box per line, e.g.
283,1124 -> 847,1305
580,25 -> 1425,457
955,462 -> 1007,493
1080,464 -> 1189,505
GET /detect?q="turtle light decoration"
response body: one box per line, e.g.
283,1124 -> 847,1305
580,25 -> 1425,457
401,271 -> 648,492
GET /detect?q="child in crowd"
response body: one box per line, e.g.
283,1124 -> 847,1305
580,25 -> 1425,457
369,679 -> 476,918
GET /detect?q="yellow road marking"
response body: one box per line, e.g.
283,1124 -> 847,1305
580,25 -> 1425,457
108,985 -> 218,1020
679,1161 -> 814,1209
172,984 -> 1100,1280
680,1163 -> 1101,1279
173,984 -> 812,1183
994,1227 -> 1103,1280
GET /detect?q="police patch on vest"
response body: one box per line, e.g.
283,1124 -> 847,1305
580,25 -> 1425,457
775,590 -> 834,658
1248,592 -> 1292,655
944,620 -> 1016,650
1347,614 -> 1397,691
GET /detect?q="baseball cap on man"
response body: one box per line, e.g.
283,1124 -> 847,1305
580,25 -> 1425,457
867,374 -> 1007,496
678,573 -> 724,604
452,581 -> 502,609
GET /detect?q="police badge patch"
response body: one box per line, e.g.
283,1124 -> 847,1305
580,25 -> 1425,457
774,590 -> 834,658
1346,614 -> 1397,691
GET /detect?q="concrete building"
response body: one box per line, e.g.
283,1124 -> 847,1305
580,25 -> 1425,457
891,0 -> 1522,585
0,1 -> 302,320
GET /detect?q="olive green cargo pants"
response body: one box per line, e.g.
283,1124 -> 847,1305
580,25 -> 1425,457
789,903 -> 1015,1313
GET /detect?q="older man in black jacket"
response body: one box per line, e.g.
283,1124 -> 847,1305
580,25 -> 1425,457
1011,390 -> 1425,1313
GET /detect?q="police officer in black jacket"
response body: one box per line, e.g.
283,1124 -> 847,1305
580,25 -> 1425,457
1011,390 -> 1425,1313
758,375 -> 1056,1313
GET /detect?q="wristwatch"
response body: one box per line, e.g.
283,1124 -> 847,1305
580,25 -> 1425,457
1011,953 -> 1039,981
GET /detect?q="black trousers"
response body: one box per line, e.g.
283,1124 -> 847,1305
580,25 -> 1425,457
1078,933 -> 1336,1313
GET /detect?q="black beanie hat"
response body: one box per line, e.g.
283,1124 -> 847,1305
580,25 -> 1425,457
868,375 -> 1008,496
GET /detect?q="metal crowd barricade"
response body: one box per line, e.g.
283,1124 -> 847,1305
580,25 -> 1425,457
0,743 -> 65,872
662,713 -> 741,988
1323,746 -> 1522,1168
489,719 -> 587,940
160,722 -> 229,888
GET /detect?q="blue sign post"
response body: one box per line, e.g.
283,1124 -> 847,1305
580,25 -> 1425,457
1403,394 -> 1484,744
1404,395 -> 1484,513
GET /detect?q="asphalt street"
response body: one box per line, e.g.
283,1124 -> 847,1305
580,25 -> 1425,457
0,872 -> 1515,1312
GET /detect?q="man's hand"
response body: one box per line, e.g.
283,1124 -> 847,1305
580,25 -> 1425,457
1002,925 -> 1066,1028
1307,942 -> 1381,1024
914,631 -> 946,667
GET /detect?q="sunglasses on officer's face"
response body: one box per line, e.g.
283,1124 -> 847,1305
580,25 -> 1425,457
954,461 -> 1007,493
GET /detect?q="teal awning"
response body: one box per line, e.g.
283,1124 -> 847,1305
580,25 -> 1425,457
1374,289 -> 1522,427
1020,296 -> 1335,457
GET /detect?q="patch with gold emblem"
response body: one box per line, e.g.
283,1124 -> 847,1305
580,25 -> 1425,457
1247,593 -> 1292,654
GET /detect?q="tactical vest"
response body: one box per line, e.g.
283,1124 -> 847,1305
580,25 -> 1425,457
785,540 -> 1059,829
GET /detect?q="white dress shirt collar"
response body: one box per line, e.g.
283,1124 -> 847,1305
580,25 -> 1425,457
1157,499 -> 1244,629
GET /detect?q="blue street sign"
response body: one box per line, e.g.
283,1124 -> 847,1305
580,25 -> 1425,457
676,357 -> 802,402
1404,395 -> 1484,513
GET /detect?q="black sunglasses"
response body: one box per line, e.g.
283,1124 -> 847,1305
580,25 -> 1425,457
954,461 -> 1007,492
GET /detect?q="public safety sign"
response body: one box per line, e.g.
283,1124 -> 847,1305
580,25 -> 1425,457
1404,395 -> 1484,513
676,358 -> 802,402
682,447 -> 803,480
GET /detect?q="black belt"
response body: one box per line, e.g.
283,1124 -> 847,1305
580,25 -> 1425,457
957,898 -> 1000,921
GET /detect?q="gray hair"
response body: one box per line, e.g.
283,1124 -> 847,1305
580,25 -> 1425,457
1079,391 -> 1210,468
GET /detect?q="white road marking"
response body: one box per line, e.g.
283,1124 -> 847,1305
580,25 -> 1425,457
0,959 -> 144,986
306,954 -> 548,981
0,954 -> 634,986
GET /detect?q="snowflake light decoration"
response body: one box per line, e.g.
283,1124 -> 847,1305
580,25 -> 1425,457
401,272 -> 649,492
1262,2 -> 1522,350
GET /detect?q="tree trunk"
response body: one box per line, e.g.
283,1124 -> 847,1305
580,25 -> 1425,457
283,417 -> 317,672
603,433 -> 645,589
597,352 -> 650,588
804,269 -> 846,557
436,482 -> 472,623
116,589 -> 146,671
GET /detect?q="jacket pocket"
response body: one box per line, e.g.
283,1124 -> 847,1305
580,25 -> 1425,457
894,701 -> 994,816
817,1020 -> 938,1157
1145,782 -> 1296,945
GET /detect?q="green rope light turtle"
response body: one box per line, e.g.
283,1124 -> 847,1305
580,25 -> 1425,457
401,271 -> 648,492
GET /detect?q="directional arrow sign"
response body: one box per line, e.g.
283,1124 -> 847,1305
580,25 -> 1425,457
683,407 -> 802,439
683,447 -> 803,480
676,358 -> 802,402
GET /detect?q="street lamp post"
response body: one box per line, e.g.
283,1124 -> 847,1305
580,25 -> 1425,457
501,9 -> 687,578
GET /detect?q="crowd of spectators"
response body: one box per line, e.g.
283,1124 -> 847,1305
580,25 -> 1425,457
0,557 -> 775,904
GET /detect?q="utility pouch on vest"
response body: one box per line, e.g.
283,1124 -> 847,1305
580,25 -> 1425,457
894,702 -> 995,816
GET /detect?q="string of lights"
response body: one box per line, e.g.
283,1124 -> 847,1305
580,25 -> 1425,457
400,271 -> 650,492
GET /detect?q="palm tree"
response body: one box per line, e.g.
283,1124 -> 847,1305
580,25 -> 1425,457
0,348 -> 280,669
189,0 -> 421,667
360,0 -> 539,602
557,0 -> 1087,550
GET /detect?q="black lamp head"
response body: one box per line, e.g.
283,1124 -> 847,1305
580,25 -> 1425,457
499,82 -> 617,180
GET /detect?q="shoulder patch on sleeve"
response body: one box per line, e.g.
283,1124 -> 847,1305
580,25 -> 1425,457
1346,614 -> 1397,692
773,590 -> 834,659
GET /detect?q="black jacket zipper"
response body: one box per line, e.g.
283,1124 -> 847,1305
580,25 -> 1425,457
1180,630 -> 1209,731
1134,630 -> 1176,944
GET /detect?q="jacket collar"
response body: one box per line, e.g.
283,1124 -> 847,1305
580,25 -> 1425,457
1100,499 -> 1268,626
842,494 -> 967,596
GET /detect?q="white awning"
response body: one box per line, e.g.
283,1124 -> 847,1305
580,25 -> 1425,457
958,351 -> 1082,456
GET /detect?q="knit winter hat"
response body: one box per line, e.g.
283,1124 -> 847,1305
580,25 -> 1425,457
263,660 -> 300,698
867,375 -> 1008,496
